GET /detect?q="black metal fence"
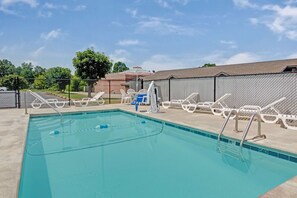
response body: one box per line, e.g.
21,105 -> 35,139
0,77 -> 134,109
0,77 -> 20,108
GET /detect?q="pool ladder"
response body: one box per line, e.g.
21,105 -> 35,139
217,110 -> 266,150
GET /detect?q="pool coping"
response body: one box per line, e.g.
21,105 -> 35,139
16,107 -> 297,197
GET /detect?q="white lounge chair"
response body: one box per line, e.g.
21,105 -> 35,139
183,93 -> 231,114
73,92 -> 105,107
138,89 -> 147,94
162,92 -> 199,109
222,97 -> 286,120
278,114 -> 297,130
120,89 -> 132,104
29,90 -> 68,109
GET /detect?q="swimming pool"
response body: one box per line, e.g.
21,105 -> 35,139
19,110 -> 297,197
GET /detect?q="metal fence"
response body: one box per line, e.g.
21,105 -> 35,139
144,72 -> 297,115
0,77 -> 20,108
0,77 -> 145,108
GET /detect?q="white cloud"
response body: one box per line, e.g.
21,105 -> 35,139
110,49 -> 131,63
287,52 -> 297,59
137,16 -> 196,35
139,52 -> 263,71
233,0 -> 257,8
24,60 -> 38,65
32,46 -> 45,57
223,52 -> 260,65
249,17 -> 259,25
118,39 -> 140,46
43,2 -> 67,10
1,0 -> 38,7
38,10 -> 52,17
155,0 -> 189,8
285,0 -> 297,5
40,29 -> 62,40
74,5 -> 86,11
140,54 -> 191,71
1,44 -> 24,53
236,1 -> 297,41
256,5 -> 297,41
0,5 -> 16,14
155,0 -> 170,8
220,40 -> 237,49
0,46 -> 8,53
125,8 -> 137,18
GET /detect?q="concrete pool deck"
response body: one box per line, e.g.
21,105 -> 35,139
1,104 -> 297,197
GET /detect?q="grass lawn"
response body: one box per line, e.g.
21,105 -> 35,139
26,89 -> 121,104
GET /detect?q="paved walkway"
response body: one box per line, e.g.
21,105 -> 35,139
1,104 -> 297,197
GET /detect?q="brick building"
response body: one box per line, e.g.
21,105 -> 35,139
94,67 -> 152,97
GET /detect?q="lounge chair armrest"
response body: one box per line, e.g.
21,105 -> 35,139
82,98 -> 90,101
46,99 -> 58,103
239,105 -> 261,111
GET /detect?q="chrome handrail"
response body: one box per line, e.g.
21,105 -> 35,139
218,109 -> 237,141
28,90 -> 63,118
240,112 -> 258,147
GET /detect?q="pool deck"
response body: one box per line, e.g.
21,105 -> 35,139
1,104 -> 297,197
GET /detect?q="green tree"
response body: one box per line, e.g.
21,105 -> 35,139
73,48 -> 112,97
112,61 -> 129,73
33,75 -> 46,89
202,63 -> 216,67
18,62 -> 35,83
34,66 -> 46,77
0,59 -> 16,77
70,75 -> 81,91
45,67 -> 71,91
0,74 -> 28,90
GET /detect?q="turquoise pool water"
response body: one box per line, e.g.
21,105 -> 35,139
19,110 -> 297,198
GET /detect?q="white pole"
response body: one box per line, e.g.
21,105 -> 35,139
24,92 -> 28,114
136,74 -> 138,91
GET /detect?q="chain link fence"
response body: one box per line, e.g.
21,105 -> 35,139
144,72 -> 297,115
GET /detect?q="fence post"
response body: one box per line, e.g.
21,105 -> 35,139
213,76 -> 216,102
68,79 -> 71,106
168,78 -> 171,101
141,79 -> 144,89
16,77 -> 21,108
108,80 -> 111,104
24,92 -> 28,114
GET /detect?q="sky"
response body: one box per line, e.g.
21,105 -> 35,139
0,0 -> 297,72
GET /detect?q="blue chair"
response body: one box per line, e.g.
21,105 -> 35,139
131,93 -> 147,105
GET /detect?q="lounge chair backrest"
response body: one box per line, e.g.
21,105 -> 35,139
120,89 -> 126,95
138,89 -> 147,93
261,97 -> 286,111
93,92 -> 104,99
211,93 -> 231,107
29,90 -> 45,102
184,92 -> 199,101
29,90 -> 55,108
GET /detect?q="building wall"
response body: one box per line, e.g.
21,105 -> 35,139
94,80 -> 126,94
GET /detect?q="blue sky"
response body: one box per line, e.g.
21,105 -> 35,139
0,0 -> 297,72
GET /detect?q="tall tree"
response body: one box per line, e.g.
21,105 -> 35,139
45,67 -> 71,91
202,63 -> 216,67
18,62 -> 35,83
73,48 -> 112,97
34,66 -> 46,77
0,59 -> 16,77
0,74 -> 28,90
112,61 -> 129,73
